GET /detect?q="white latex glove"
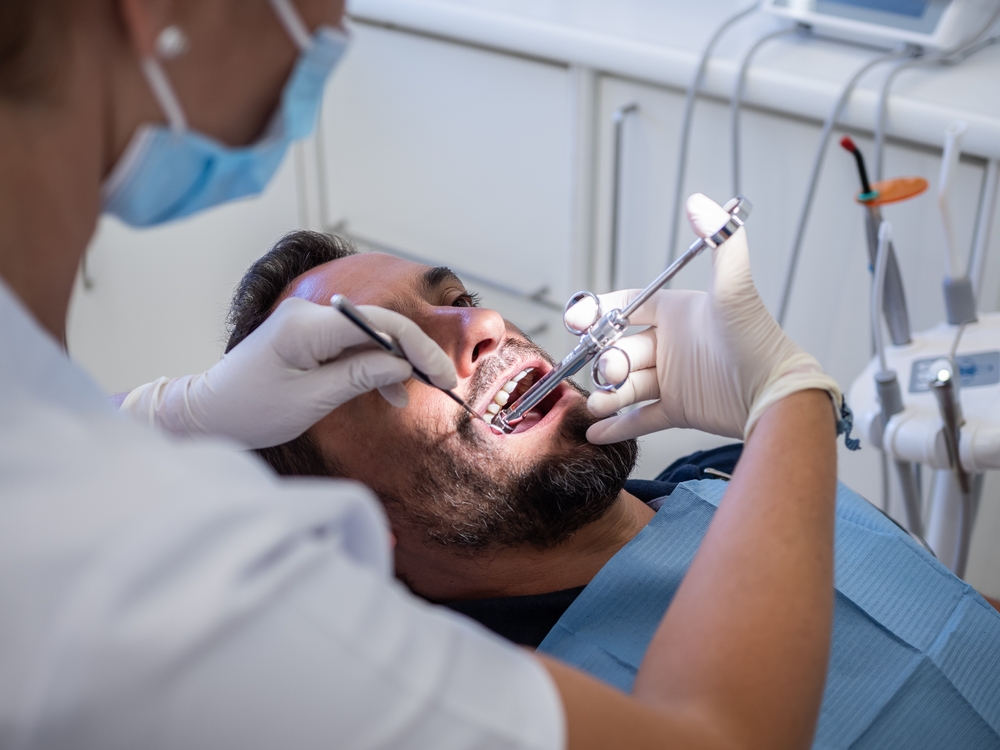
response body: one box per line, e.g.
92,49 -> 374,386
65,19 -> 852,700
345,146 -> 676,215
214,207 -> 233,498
579,193 -> 844,445
121,297 -> 456,449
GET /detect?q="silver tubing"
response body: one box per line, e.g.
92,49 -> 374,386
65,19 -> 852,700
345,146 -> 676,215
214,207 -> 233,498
666,1 -> 761,267
609,104 -> 639,290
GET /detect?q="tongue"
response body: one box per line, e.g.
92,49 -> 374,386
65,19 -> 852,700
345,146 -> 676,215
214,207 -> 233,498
511,411 -> 544,434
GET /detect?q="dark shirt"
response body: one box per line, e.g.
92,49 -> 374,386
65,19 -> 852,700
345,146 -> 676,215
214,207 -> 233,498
442,444 -> 744,646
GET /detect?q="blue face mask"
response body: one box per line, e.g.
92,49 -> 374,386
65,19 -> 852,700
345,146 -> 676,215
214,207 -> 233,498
102,0 -> 348,227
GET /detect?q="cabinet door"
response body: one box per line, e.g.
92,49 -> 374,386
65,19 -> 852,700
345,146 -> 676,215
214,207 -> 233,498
67,155 -> 302,394
317,22 -> 575,354
595,75 -> 986,482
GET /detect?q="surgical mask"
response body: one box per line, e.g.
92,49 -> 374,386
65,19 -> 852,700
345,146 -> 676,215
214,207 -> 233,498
102,0 -> 348,227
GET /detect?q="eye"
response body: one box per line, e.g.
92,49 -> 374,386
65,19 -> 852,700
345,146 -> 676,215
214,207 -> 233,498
451,290 -> 481,308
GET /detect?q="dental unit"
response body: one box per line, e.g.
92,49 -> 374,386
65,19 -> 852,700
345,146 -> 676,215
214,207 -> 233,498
849,121 -> 1000,577
489,196 -> 753,435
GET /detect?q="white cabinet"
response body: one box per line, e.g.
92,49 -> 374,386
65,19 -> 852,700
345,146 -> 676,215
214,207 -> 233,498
66,154 -> 302,394
317,22 -> 577,354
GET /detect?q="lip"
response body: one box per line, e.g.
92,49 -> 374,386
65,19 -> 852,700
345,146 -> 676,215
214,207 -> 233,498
470,357 -> 575,438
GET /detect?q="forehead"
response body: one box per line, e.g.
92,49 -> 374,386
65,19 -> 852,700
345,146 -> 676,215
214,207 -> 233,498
282,252 -> 447,308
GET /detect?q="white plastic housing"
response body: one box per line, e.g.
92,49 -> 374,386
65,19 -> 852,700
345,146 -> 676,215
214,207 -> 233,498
762,0 -> 998,51
849,313 -> 1000,471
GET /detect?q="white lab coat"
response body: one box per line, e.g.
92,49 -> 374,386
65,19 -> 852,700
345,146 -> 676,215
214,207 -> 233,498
0,280 -> 563,750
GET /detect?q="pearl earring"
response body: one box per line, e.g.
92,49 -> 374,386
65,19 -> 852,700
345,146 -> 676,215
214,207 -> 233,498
155,25 -> 189,60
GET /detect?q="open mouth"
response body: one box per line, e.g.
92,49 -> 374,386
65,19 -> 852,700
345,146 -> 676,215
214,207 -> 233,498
479,366 -> 564,433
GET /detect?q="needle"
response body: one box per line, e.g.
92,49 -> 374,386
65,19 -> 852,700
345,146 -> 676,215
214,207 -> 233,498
330,295 -> 480,420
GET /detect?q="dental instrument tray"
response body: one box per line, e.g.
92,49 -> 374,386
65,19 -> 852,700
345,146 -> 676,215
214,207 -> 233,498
491,195 -> 752,434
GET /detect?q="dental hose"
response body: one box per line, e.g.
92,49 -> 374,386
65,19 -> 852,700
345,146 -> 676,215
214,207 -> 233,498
666,0 -> 761,267
730,25 -> 803,197
777,47 -> 909,328
872,222 -> 925,542
873,2 -> 1000,182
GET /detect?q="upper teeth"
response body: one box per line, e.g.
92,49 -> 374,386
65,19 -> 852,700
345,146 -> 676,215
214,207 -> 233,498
483,368 -> 532,425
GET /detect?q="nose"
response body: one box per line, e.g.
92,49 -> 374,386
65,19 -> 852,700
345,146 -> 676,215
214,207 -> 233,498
428,307 -> 507,380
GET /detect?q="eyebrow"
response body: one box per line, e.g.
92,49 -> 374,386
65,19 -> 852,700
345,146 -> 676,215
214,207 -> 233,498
421,266 -> 464,294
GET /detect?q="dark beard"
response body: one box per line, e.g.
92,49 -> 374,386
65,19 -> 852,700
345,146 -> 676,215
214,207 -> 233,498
376,340 -> 639,551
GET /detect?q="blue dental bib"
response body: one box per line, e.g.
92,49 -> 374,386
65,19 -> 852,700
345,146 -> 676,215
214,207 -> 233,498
539,479 -> 1000,749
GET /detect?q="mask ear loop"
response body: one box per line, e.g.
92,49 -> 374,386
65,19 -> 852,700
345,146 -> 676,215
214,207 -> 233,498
268,0 -> 313,51
140,54 -> 188,134
140,2 -> 312,135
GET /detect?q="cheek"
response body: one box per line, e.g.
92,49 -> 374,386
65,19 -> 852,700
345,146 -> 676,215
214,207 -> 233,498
404,387 -> 457,434
309,393 -> 397,469
309,387 -> 450,481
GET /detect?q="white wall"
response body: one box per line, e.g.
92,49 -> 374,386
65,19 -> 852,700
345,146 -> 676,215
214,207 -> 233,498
67,154 -> 302,394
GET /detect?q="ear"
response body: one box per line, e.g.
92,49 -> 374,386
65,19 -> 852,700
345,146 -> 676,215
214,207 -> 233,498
117,0 -> 175,57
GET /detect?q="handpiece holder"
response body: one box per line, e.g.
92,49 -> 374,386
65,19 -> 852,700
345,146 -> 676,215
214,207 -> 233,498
930,358 -> 969,494
492,195 -> 753,434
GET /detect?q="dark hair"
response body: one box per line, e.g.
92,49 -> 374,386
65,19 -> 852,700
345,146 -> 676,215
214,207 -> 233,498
226,230 -> 358,477
226,230 -> 358,353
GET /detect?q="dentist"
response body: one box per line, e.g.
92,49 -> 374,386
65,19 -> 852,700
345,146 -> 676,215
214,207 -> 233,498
0,1 -> 843,749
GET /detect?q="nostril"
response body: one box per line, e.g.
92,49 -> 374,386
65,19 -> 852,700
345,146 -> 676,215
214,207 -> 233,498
471,342 -> 484,362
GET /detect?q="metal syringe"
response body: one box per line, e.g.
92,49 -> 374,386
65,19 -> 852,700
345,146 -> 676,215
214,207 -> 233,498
492,195 -> 752,434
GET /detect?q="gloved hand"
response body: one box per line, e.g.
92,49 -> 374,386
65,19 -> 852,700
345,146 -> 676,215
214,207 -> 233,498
120,297 -> 456,449
580,193 -> 843,445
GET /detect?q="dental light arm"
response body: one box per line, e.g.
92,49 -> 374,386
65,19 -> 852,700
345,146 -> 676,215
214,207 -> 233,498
492,196 -> 753,434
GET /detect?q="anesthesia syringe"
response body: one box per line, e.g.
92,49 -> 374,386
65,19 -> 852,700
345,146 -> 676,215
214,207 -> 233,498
491,195 -> 752,434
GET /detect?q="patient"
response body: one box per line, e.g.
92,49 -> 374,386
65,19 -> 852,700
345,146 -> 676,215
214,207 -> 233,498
227,231 -> 1000,750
